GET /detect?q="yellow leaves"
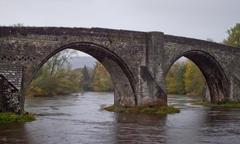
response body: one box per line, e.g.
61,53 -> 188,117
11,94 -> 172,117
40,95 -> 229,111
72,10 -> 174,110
166,72 -> 177,94
166,60 -> 206,96
184,60 -> 206,96
26,86 -> 46,97
27,66 -> 82,96
224,23 -> 240,47
91,62 -> 113,92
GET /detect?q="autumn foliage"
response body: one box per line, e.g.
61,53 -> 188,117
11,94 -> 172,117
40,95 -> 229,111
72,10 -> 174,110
166,60 -> 206,96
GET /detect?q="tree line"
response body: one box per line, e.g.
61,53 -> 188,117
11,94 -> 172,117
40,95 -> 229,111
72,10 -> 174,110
27,51 -> 113,97
165,60 -> 206,96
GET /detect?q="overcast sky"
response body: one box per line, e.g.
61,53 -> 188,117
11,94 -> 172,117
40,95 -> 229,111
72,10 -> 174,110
0,0 -> 239,44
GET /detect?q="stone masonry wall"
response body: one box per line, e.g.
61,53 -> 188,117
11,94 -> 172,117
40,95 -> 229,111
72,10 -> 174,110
0,26 -> 240,112
0,64 -> 23,90
0,75 -> 21,113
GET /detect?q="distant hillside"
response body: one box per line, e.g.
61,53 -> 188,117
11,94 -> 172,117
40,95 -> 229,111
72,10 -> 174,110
69,56 -> 96,69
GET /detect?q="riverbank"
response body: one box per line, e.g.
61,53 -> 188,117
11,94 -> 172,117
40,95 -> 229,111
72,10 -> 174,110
0,112 -> 35,123
192,100 -> 240,109
104,105 -> 180,115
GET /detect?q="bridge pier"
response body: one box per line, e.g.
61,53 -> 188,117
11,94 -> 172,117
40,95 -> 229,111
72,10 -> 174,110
137,32 -> 168,106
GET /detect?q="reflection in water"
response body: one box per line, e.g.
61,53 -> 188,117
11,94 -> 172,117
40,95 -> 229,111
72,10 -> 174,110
0,93 -> 239,144
115,113 -> 167,144
0,123 -> 27,143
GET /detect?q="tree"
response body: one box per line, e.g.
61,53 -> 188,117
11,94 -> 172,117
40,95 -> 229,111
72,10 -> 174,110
45,50 -> 75,76
166,62 -> 186,94
166,59 -> 206,97
176,64 -> 186,94
224,23 -> 240,47
166,66 -> 178,94
12,23 -> 24,27
91,62 -> 113,92
184,61 -> 206,96
27,50 -> 82,96
81,65 -> 91,91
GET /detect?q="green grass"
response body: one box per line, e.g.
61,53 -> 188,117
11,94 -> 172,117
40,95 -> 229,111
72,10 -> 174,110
215,102 -> 240,108
0,112 -> 36,124
104,105 -> 180,115
192,100 -> 240,109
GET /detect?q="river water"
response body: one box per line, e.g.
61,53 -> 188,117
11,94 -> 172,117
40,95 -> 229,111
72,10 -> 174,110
0,92 -> 240,144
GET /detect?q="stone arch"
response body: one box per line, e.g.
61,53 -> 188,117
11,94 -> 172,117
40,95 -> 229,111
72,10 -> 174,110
29,42 -> 137,106
165,50 -> 230,103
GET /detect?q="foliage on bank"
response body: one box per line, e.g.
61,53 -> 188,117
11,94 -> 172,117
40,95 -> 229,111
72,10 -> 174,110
91,63 -> 113,92
166,60 -> 206,96
27,50 -> 113,97
192,100 -> 240,109
27,51 -> 82,96
0,112 -> 35,123
216,102 -> 240,109
104,105 -> 180,115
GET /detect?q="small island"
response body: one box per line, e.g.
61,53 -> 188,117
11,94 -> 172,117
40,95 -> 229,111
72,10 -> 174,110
104,105 -> 180,115
193,100 -> 240,109
0,112 -> 35,124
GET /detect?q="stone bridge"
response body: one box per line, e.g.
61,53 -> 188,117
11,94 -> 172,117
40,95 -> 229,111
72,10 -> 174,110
0,26 -> 240,112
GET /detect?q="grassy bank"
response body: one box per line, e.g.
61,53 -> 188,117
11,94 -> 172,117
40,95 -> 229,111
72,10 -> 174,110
104,105 -> 180,115
0,112 -> 35,124
192,100 -> 240,109
216,102 -> 240,108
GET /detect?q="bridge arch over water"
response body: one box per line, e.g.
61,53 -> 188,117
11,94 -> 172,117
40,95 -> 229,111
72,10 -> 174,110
32,42 -> 137,107
166,50 -> 230,103
0,26 -> 239,112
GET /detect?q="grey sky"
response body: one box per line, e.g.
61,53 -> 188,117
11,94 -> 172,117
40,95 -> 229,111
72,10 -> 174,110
1,0 -> 239,42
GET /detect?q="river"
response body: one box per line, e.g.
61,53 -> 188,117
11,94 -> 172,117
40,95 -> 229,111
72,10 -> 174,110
0,92 -> 240,144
